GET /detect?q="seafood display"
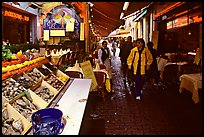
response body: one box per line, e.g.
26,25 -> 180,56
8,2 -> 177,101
11,96 -> 38,122
2,60 -> 70,135
2,79 -> 25,101
45,74 -> 64,91
44,63 -> 58,72
2,109 -> 24,135
16,76 -> 35,89
26,70 -> 42,83
34,86 -> 55,102
37,67 -> 52,76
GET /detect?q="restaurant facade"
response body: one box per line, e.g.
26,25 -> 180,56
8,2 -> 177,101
2,2 -> 40,44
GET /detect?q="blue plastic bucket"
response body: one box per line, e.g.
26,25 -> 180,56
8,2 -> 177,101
31,108 -> 64,135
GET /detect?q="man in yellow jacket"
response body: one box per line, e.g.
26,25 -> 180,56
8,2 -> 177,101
127,39 -> 153,100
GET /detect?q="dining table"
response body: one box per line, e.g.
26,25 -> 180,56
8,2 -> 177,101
65,65 -> 111,92
179,73 -> 202,104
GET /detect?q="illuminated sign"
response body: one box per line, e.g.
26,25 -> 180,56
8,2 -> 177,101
2,10 -> 29,21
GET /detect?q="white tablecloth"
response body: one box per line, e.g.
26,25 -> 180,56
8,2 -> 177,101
179,73 -> 202,104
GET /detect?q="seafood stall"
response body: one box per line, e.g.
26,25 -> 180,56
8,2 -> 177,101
2,48 -> 92,135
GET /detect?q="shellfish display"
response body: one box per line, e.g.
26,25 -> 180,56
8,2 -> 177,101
16,76 -> 35,89
26,70 -> 42,83
34,86 -> 55,102
11,96 -> 38,122
2,109 -> 24,135
2,79 -> 25,101
45,74 -> 64,91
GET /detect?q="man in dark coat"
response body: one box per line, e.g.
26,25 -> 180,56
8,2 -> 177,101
119,36 -> 133,86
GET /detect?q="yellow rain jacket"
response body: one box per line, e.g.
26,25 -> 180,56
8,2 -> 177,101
127,47 -> 153,75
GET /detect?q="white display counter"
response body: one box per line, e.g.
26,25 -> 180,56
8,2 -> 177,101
55,78 -> 92,135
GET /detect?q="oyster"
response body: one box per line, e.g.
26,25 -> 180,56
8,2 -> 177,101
12,119 -> 24,132
16,99 -> 27,108
2,109 -> 9,120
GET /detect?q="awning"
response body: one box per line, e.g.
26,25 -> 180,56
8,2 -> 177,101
117,30 -> 130,35
132,9 -> 147,22
108,29 -> 130,37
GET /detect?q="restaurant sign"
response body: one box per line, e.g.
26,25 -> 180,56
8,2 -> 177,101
2,10 -> 29,21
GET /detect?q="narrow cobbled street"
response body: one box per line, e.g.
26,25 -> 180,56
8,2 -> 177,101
79,48 -> 202,135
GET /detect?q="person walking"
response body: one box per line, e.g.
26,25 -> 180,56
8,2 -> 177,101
147,41 -> 160,86
98,40 -> 111,69
119,36 -> 133,86
127,38 -> 153,100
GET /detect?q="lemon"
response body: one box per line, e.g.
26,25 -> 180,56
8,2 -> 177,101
11,54 -> 17,59
2,67 -> 7,73
6,66 -> 12,71
16,64 -> 22,69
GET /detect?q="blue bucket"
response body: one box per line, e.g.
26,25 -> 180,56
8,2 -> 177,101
31,108 -> 64,135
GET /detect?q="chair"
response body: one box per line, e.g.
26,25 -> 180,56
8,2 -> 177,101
94,71 -> 107,101
163,64 -> 179,87
56,54 -> 67,67
65,71 -> 83,78
99,64 -> 106,69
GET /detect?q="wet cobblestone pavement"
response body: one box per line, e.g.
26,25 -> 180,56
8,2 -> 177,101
80,55 -> 202,135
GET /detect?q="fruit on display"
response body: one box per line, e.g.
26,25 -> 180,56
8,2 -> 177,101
16,50 -> 23,58
58,74 -> 68,82
45,74 -> 64,91
2,56 -> 49,80
11,54 -> 17,60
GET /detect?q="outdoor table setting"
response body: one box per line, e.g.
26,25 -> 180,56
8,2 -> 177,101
179,73 -> 202,104
65,62 -> 111,92
46,49 -> 70,65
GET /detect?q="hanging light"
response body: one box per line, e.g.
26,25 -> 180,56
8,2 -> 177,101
123,2 -> 129,11
120,12 -> 124,19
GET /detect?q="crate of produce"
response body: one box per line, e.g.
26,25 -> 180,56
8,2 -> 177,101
2,103 -> 32,135
44,74 -> 65,91
33,80 -> 59,107
55,69 -> 70,83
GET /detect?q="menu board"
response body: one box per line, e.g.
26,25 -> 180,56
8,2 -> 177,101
80,61 -> 97,91
50,30 -> 65,36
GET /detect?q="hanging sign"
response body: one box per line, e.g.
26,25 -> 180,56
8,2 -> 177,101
80,22 -> 84,40
66,22 -> 74,32
43,30 -> 50,41
50,30 -> 65,36
2,10 -> 29,21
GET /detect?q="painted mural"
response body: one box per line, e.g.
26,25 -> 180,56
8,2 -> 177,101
43,5 -> 81,38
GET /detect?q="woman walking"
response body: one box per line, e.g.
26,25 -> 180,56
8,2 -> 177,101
127,38 -> 153,100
